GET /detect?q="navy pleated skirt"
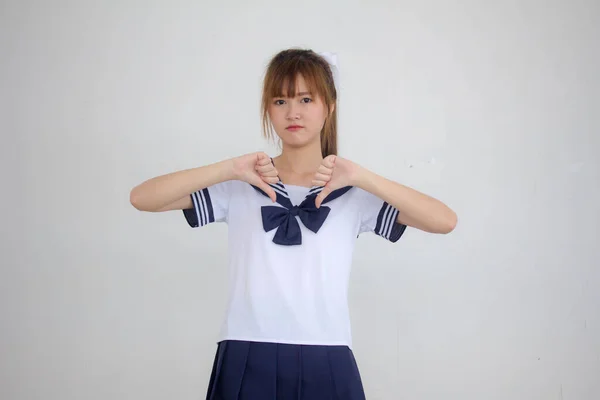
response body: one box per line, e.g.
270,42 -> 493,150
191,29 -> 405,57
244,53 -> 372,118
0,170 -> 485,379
206,340 -> 366,400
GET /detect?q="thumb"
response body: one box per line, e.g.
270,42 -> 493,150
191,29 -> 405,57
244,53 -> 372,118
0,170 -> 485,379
315,186 -> 332,208
258,181 -> 277,202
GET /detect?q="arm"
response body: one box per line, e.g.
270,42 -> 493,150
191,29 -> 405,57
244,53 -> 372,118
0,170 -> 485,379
130,152 -> 278,212
353,167 -> 457,234
129,159 -> 235,212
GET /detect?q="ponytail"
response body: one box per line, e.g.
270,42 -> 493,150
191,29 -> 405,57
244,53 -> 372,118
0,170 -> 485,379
321,108 -> 337,157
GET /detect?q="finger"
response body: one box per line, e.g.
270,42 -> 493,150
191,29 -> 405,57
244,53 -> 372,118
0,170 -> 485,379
313,173 -> 331,183
255,164 -> 278,175
259,170 -> 279,178
256,155 -> 272,166
312,179 -> 327,187
315,187 -> 332,208
317,164 -> 333,175
262,176 -> 279,184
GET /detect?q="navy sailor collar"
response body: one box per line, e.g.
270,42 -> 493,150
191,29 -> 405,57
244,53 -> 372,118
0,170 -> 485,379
254,181 -> 351,208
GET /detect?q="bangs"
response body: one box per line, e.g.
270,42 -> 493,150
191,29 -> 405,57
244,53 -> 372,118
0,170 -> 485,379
265,58 -> 329,100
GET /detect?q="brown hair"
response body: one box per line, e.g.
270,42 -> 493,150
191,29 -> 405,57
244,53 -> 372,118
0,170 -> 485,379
261,49 -> 338,157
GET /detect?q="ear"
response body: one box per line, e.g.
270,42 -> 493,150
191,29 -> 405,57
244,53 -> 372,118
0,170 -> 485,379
329,103 -> 336,115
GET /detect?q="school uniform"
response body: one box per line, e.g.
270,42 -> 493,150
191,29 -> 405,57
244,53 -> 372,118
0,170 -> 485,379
183,178 -> 407,400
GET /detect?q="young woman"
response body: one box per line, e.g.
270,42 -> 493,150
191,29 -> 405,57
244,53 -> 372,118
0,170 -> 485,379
130,48 -> 457,400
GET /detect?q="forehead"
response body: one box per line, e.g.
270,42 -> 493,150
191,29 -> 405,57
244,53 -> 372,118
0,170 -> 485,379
281,75 -> 309,95
274,73 -> 319,98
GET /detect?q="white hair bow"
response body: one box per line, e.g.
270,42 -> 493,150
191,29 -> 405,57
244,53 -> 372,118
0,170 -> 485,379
318,51 -> 339,92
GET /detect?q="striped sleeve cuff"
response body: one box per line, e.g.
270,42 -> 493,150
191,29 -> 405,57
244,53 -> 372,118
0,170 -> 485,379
183,188 -> 215,228
374,202 -> 407,242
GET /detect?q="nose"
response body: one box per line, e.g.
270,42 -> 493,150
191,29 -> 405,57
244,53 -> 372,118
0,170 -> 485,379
285,102 -> 300,120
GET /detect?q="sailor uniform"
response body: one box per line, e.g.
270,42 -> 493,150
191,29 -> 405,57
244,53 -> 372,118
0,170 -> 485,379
183,179 -> 407,399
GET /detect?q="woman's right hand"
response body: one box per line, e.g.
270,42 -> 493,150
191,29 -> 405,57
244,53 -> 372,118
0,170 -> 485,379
231,152 -> 278,202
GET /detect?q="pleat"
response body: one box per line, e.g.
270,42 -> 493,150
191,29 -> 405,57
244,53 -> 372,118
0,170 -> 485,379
298,345 -> 303,399
300,345 -> 334,400
275,342 -> 279,396
326,346 -> 366,400
211,340 -> 250,400
238,341 -> 278,399
206,341 -> 227,400
276,342 -> 300,399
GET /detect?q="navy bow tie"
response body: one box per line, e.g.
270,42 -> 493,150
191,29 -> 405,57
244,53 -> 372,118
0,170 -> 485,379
252,184 -> 352,246
261,198 -> 330,246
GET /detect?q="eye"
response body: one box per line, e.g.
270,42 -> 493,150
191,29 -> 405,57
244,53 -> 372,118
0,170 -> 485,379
273,99 -> 285,105
301,97 -> 312,103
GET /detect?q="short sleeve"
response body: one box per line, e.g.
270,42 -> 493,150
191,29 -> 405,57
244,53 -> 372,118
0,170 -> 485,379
182,181 -> 231,228
357,188 -> 407,242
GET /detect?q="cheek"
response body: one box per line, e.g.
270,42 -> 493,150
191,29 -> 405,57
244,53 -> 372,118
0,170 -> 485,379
309,106 -> 328,127
268,107 -> 283,124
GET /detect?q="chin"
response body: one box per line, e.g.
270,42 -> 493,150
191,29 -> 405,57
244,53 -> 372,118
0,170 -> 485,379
277,130 -> 319,147
281,138 -> 317,150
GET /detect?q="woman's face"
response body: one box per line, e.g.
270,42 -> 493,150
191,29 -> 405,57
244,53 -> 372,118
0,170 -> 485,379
268,74 -> 330,150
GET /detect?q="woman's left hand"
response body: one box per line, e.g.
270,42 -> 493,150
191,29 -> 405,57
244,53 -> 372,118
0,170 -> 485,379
312,155 -> 360,208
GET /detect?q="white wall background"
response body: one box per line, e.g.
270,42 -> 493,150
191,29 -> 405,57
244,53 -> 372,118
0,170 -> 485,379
1,0 -> 599,399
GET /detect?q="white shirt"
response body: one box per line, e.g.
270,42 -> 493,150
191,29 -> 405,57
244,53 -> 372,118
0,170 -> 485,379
183,179 -> 407,348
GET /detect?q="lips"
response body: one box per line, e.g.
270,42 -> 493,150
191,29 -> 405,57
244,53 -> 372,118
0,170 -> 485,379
286,125 -> 303,131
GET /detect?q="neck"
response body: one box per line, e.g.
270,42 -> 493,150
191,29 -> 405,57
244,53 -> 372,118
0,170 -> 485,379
276,140 -> 323,175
